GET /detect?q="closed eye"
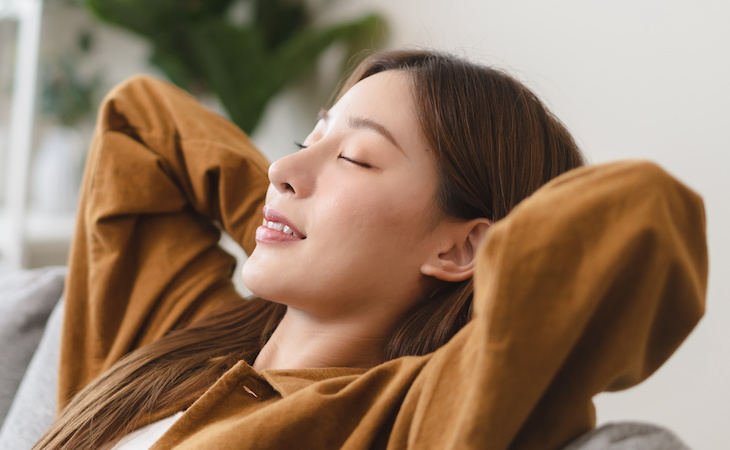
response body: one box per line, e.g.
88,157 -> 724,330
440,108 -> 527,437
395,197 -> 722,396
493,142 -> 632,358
339,155 -> 372,169
294,142 -> 372,169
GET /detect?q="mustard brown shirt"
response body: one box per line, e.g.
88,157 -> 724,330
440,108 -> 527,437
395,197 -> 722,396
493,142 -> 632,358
57,76 -> 708,449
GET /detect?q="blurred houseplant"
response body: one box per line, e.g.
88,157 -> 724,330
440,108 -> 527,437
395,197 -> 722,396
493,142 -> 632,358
40,29 -> 102,128
84,0 -> 387,134
32,28 -> 102,213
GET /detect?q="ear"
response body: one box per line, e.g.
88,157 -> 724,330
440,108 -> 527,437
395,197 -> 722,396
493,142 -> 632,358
420,218 -> 491,282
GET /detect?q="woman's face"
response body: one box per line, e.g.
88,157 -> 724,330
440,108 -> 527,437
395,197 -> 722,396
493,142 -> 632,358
243,70 -> 444,323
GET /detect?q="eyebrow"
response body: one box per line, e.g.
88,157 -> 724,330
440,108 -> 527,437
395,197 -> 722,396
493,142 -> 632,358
318,109 -> 405,154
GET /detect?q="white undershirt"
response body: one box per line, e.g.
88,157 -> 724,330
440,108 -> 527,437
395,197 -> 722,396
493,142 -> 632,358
110,411 -> 184,449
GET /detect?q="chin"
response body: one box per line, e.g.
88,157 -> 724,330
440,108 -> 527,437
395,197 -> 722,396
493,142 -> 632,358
241,257 -> 291,305
241,257 -> 267,299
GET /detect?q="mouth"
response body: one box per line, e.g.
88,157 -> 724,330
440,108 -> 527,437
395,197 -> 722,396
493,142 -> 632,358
261,218 -> 304,238
261,206 -> 306,239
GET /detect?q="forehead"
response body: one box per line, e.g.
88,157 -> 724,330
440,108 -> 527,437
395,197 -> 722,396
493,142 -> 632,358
329,70 -> 425,153
343,69 -> 412,101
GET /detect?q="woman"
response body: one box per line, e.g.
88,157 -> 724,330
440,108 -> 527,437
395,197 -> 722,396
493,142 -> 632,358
36,50 -> 706,449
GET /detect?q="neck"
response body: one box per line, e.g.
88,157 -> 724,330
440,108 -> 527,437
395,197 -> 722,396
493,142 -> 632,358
252,307 -> 387,371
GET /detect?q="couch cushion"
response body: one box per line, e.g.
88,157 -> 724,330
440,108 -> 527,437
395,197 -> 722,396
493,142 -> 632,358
0,262 -> 65,426
0,296 -> 63,449
562,422 -> 690,449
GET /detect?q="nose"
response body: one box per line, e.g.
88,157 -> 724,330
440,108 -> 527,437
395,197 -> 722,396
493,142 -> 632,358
268,148 -> 316,198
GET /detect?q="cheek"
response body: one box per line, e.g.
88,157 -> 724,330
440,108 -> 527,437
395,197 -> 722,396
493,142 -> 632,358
326,181 -> 436,252
380,180 -> 436,228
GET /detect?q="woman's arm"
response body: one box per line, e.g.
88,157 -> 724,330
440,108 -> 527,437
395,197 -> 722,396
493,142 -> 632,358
58,76 -> 269,410
410,161 -> 707,449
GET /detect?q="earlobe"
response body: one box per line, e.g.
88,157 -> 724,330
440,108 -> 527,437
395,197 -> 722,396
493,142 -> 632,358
420,218 -> 491,282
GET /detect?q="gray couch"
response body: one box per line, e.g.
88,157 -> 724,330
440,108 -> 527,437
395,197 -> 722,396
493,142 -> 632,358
0,262 -> 690,450
0,262 -> 64,449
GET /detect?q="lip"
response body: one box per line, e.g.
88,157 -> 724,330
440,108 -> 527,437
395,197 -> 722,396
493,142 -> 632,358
256,206 -> 306,243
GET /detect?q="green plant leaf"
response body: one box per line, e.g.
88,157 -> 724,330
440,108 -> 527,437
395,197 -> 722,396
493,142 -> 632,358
83,0 -> 388,134
182,19 -> 270,131
85,0 -> 238,35
253,0 -> 308,50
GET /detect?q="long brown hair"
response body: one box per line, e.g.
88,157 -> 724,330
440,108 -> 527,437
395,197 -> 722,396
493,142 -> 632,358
36,50 -> 584,449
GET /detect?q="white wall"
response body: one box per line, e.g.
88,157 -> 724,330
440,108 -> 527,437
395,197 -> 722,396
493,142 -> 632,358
256,1 -> 730,448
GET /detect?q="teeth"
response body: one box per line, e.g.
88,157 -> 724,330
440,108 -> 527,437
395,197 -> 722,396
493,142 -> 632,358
263,219 -> 298,237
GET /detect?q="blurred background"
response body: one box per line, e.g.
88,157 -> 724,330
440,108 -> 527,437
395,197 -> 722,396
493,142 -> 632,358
0,0 -> 728,448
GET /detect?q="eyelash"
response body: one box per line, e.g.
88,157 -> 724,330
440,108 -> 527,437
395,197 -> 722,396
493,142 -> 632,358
292,141 -> 372,169
339,155 -> 372,169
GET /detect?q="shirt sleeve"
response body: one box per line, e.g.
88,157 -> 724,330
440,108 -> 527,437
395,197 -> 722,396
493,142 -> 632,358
408,161 -> 708,449
58,75 -> 270,410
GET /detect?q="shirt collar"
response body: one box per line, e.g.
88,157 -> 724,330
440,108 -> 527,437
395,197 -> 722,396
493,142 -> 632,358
260,367 -> 369,397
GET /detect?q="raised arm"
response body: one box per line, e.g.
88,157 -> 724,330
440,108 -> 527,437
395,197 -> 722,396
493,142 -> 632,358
58,76 -> 269,409
410,161 -> 707,449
